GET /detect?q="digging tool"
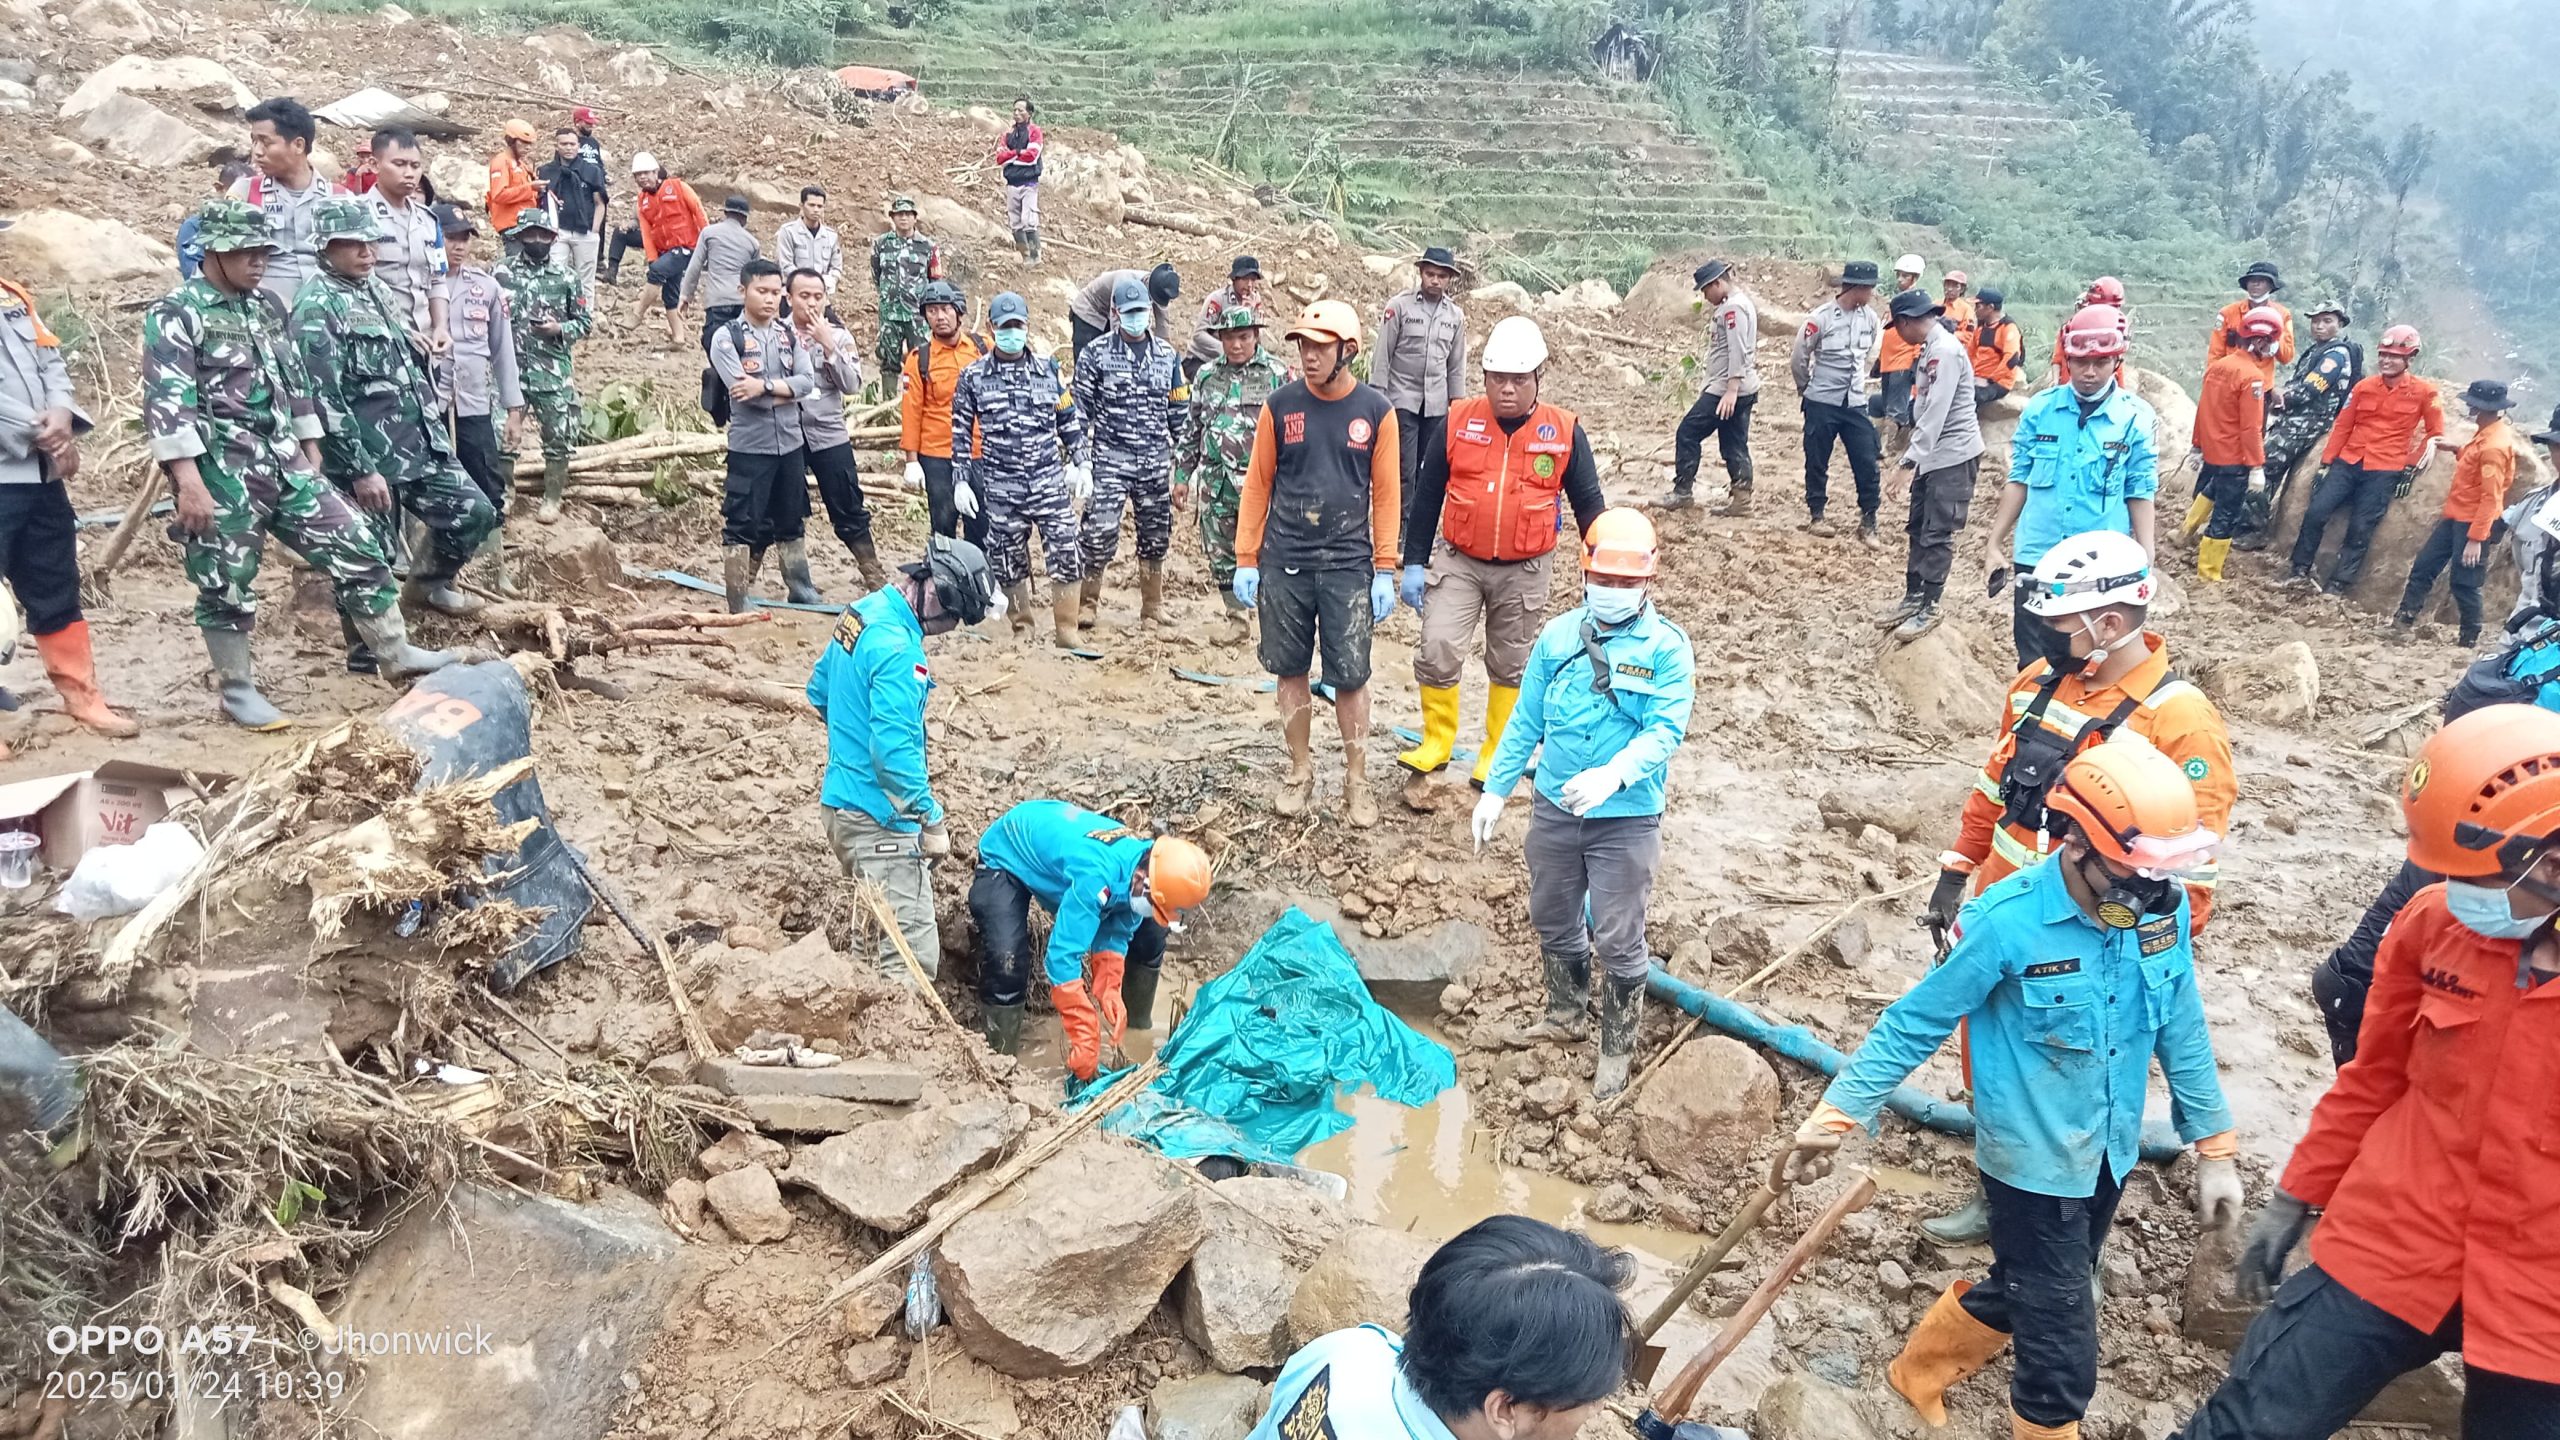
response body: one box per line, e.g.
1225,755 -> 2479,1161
1632,1167 -> 1880,1439
1631,1149 -> 1794,1383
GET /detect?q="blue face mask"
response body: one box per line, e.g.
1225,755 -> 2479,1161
993,326 -> 1027,357
1584,583 -> 1644,624
1118,310 -> 1149,338
2445,879 -> 2556,940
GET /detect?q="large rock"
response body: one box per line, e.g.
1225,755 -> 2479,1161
1537,277 -> 1620,313
516,519 -> 618,596
1878,618 -> 2008,735
784,1096 -> 1028,1232
59,53 -> 255,121
2203,640 -> 2319,727
72,91 -> 217,169
2131,365 -> 2198,473
1468,281 -> 1533,311
1755,1373 -> 1877,1440
338,1184 -> 683,1440
0,209 -> 174,284
1756,300 -> 1810,342
915,193 -> 1006,247
1631,1035 -> 1781,1188
607,47 -> 668,88
1284,1223 -> 1437,1348
66,0 -> 153,41
703,1163 -> 792,1242
1621,265 -> 1701,329
1147,1373 -> 1266,1440
1180,1176 -> 1350,1371
1346,917 -> 1488,1008
935,1135 -> 1206,1377
697,927 -> 877,1048
428,153 -> 486,205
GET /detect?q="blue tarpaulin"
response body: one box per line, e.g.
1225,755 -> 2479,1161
1071,907 -> 1457,1163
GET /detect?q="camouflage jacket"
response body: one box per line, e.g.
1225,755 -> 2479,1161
950,351 -> 1083,480
142,278 -> 324,469
500,254 -> 594,395
291,268 -> 450,482
2266,336 -> 2362,459
869,232 -> 941,325
1070,329 -> 1186,466
1179,350 -> 1291,481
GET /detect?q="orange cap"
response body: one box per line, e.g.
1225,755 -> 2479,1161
2043,740 -> 2217,877
2402,704 -> 2560,877
1582,506 -> 1657,580
1145,837 -> 1212,923
503,119 -> 537,143
1283,300 -> 1361,348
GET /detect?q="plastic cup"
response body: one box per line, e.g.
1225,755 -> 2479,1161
0,832 -> 37,890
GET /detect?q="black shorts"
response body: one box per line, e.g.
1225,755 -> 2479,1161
1257,565 -> 1374,691
647,249 -> 691,310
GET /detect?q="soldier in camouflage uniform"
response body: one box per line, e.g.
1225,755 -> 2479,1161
1070,275 -> 1188,631
144,200 -> 461,730
950,291 -> 1088,649
869,195 -> 942,391
500,210 -> 594,522
291,198 -> 497,665
1179,305 -> 1291,646
2238,297 -> 2363,550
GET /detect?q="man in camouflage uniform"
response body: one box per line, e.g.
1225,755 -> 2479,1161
951,291 -> 1088,650
1179,304 -> 1289,646
2238,297 -> 2363,551
1070,274 -> 1188,631
291,197 -> 497,671
501,210 -> 594,522
869,195 -> 942,390
144,200 -> 460,730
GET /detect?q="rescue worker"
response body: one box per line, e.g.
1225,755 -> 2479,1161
1878,286 -> 1983,642
1183,255 -> 1265,378
2179,305 -> 2282,581
1071,275 -> 1188,630
2206,261 -> 2295,378
1067,264 -> 1180,357
711,259 -> 818,612
787,267 -> 889,592
967,798 -> 1213,1071
1969,287 -> 2025,405
868,195 -> 940,384
620,154 -> 704,346
2237,299 -> 2359,551
898,279 -> 987,547
1399,315 -> 1608,807
0,257 -> 139,755
1470,508 -> 1692,1098
1873,253 -> 1927,445
439,203 -> 523,590
1250,1215 -> 1634,1440
499,210 -> 593,524
345,136 -> 377,195
2173,704 -> 2560,1440
1790,259 -> 1884,543
146,200 -> 456,729
775,184 -> 844,298
1178,304 -> 1290,647
231,97 -> 342,309
1375,247 -> 1468,517
995,96 -> 1044,264
1661,258 -> 1758,514
537,126 -> 610,305
2508,403 -> 2560,631
2287,324 -> 2445,595
951,291 -> 1088,647
360,129 -> 450,360
2048,277 -> 2128,386
486,120 -> 542,262
1914,530 -> 2237,1244
1790,739 -> 2243,1440
1233,300 -> 1402,826
1986,305 -> 2159,668
290,197 -> 497,664
680,196 -> 763,352
2393,378 -> 2517,646
1941,269 -> 1977,337
808,535 -> 997,982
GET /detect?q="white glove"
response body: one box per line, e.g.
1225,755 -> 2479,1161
902,460 -> 926,490
1065,463 -> 1093,506
988,584 -> 1008,619
2195,1154 -> 2245,1231
1470,790 -> 1508,850
1558,765 -> 1626,816
2179,450 -> 2204,476
2247,466 -> 2267,492
955,479 -> 979,518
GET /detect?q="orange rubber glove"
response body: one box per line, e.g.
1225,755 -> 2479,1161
1053,978 -> 1102,1081
1088,951 -> 1129,1043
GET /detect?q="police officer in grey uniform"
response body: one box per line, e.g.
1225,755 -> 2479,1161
438,204 -> 523,590
1376,245 -> 1468,517
952,292 -> 1090,649
1071,275 -> 1187,631
710,258 -> 817,612
1790,260 -> 1886,545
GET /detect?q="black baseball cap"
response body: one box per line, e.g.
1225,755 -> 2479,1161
1840,260 -> 1880,287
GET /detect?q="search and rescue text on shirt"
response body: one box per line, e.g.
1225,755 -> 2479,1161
38,1320 -> 498,1402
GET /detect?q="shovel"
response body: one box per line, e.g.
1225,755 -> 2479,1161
1632,1164 -> 1880,1439
1630,1148 -> 1796,1383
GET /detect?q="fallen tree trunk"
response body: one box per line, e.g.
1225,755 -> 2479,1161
687,677 -> 815,715
1126,206 -> 1223,237
473,602 -> 769,660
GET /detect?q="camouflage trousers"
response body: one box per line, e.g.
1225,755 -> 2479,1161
1080,449 -> 1173,571
526,386 -> 581,462
184,460 -> 396,632
980,463 -> 1082,588
876,317 -> 925,396
1195,463 -> 1245,590
356,459 -> 499,584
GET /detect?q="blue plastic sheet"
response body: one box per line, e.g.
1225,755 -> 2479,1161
1071,907 -> 1456,1162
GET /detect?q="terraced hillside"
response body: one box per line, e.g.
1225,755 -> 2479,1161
1831,48 -> 2072,168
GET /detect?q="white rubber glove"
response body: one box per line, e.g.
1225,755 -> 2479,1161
955,478 -> 979,518
1470,790 -> 1508,850
988,584 -> 1008,620
903,460 -> 926,490
1064,463 -> 1093,506
1558,765 -> 1626,816
2247,466 -> 2266,492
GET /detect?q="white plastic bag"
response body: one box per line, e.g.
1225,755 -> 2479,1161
56,821 -> 204,920
1105,1405 -> 1147,1440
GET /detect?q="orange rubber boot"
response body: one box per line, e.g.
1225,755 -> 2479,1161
1888,1281 -> 2011,1427
2012,1413 -> 2080,1440
36,621 -> 139,738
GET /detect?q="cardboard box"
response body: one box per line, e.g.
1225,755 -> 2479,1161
0,760 -> 225,873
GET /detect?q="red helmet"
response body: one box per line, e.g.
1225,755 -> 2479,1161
2085,276 -> 2126,307
2379,323 -> 2422,358
2061,304 -> 2128,360
2239,305 -> 2285,341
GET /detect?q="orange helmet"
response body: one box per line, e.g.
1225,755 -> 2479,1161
2043,740 -> 2218,878
1284,300 -> 1362,349
1582,507 -> 1657,579
1144,837 -> 1213,923
2239,305 -> 2286,341
2085,276 -> 2126,307
2379,323 -> 2422,358
2061,304 -> 2128,360
502,118 -> 538,143
2401,704 -> 2560,877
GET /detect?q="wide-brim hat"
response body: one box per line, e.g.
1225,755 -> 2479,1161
1839,260 -> 1880,287
1887,288 -> 1943,321
1417,245 -> 1460,274
1692,258 -> 1731,288
2532,404 -> 2560,446
2461,379 -> 2517,413
2239,261 -> 2284,291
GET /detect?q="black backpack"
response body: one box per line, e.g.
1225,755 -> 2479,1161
699,318 -> 747,427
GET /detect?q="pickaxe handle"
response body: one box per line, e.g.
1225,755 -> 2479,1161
1648,1169 -> 1880,1424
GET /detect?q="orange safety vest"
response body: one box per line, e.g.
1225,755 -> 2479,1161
1439,396 -> 1574,563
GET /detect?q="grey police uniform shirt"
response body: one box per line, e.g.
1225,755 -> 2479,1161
798,325 -> 866,450
1374,289 -> 1467,417
228,171 -> 339,310
447,267 -> 523,420
0,287 -> 87,484
711,316 -> 815,455
774,220 -> 844,294
366,192 -> 451,338
1789,297 -> 1881,409
1702,287 -> 1761,396
680,219 -> 763,311
1903,324 -> 1984,473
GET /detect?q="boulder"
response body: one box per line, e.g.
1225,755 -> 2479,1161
703,1163 -> 792,1243
1878,618 -> 2007,735
1147,1373 -> 1266,1440
72,91 -> 217,169
1345,916 -> 1488,1008
695,1056 -> 924,1103
46,137 -> 97,165
1621,265 -> 1701,328
901,1333 -> 1020,1435
515,519 -> 618,596
697,1127 -> 787,1176
1179,1176 -> 1349,1371
935,1135 -> 1206,1377
1468,281 -> 1533,311
1631,1036 -> 1780,1188
338,1184 -> 683,1440
697,926 -> 878,1048
66,0 -> 152,41
839,1336 -> 904,1387
915,193 -> 1006,247
607,47 -> 668,88
0,209 -> 174,284
1756,301 -> 1810,342
2131,365 -> 2197,473
428,153 -> 486,205
784,1096 -> 1028,1232
59,53 -> 255,121
0,80 -> 30,113
1755,1373 -> 1877,1440
1537,277 -> 1620,313
1284,1223 -> 1437,1348
1360,254 -> 1400,277
2202,641 -> 2319,727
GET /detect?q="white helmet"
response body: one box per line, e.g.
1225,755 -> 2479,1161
2021,531 -> 2156,616
1895,252 -> 1926,276
630,151 -> 659,174
1481,315 -> 1549,374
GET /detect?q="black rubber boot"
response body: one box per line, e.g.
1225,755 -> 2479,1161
982,1002 -> 1026,1056
1122,962 -> 1162,1032
1524,950 -> 1592,1042
1593,971 -> 1645,1099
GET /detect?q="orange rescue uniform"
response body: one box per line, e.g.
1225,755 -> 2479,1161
486,147 -> 541,235
1970,316 -> 2024,390
2193,352 -> 2271,468
2442,414 -> 2517,542
2322,374 -> 2448,471
1437,396 -> 1575,561
899,332 -> 988,459
1878,291 -> 1926,375
2207,298 -> 2296,379
635,177 -> 707,261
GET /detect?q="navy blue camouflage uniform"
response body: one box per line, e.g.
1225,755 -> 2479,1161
1070,329 -> 1187,571
952,351 -> 1086,588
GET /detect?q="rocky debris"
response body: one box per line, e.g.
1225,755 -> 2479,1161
71,91 -> 217,169
1621,266 -> 1701,328
696,928 -> 886,1048
783,1096 -> 1028,1232
1816,912 -> 1875,969
59,53 -> 255,120
1285,1223 -> 1438,1347
1631,1036 -> 1780,1188
2203,641 -> 2320,727
1522,1075 -> 1575,1119
1469,280 -> 1534,311
839,1336 -> 905,1387
737,1095 -> 897,1134
1147,1373 -> 1267,1440
1879,619 -> 2007,735
703,1163 -> 792,1243
1817,769 -> 1974,845
1180,1176 -> 1350,1371
513,520 -> 621,596
1538,277 -> 1621,313
2133,365 -> 2198,472
698,1127 -> 788,1176
67,0 -> 152,41
902,1332 -> 1021,1435
607,47 -> 668,88
1041,141 -> 1150,226
429,152 -> 487,205
840,1277 -> 906,1340
1348,916 -> 1489,1007
1590,1181 -> 1642,1223
664,1175 -> 708,1230
935,1135 -> 1206,1377
338,1184 -> 682,1440
0,208 -> 176,284
695,1056 -> 924,1103
917,192 -> 1007,246
1755,1373 -> 1878,1440
45,136 -> 96,164
1876,1258 -> 1913,1299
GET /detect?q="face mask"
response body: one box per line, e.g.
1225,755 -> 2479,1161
2085,856 -> 2175,929
1118,311 -> 1149,338
519,242 -> 553,265
993,327 -> 1027,357
1584,584 -> 1644,624
2445,879 -> 2556,940
2032,619 -> 2081,671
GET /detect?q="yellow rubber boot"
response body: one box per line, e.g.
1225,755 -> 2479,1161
2177,493 -> 2213,542
1887,1282 -> 2011,1428
2012,1414 -> 2080,1440
1398,685 -> 1460,775
1470,683 -> 1521,786
2196,536 -> 2232,583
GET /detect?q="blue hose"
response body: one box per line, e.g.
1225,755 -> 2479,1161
1645,963 -> 2186,1164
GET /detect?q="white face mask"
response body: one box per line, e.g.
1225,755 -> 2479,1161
1584,584 -> 1644,623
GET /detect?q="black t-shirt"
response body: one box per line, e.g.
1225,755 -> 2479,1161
1263,378 -> 1395,571
539,156 -> 611,232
